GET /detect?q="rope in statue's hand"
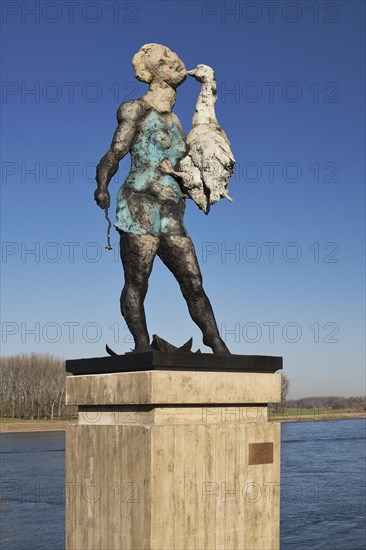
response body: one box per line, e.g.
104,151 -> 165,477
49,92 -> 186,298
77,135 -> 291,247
104,207 -> 113,250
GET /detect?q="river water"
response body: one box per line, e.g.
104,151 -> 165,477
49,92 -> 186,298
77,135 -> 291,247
0,418 -> 365,549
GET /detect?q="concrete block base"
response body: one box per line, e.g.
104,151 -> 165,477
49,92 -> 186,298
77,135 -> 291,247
65,362 -> 281,550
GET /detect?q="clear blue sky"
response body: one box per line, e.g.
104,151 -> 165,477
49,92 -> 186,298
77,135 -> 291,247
1,0 -> 365,399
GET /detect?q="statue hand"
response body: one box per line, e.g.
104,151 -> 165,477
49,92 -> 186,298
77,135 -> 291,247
159,160 -> 174,174
94,188 -> 110,209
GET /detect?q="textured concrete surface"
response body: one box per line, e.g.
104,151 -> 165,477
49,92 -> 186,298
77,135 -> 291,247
66,370 -> 282,406
66,370 -> 281,549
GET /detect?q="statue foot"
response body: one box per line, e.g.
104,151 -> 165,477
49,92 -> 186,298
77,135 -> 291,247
212,346 -> 231,355
203,336 -> 231,354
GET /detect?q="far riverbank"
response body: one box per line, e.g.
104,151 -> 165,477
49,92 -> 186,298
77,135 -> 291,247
270,411 -> 366,422
1,411 -> 365,432
0,419 -> 75,432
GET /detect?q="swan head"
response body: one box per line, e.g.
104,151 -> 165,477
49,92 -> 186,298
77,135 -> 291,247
187,64 -> 215,83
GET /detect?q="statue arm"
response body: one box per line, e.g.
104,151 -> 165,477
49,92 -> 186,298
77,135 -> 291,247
94,101 -> 143,209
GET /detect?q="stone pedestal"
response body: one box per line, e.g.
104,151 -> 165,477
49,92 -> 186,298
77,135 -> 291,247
65,354 -> 282,550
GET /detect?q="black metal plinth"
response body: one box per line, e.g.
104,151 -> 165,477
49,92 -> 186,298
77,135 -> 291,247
66,351 -> 282,375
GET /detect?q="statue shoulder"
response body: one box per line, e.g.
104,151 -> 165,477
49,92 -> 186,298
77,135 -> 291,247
116,99 -> 148,124
171,112 -> 182,126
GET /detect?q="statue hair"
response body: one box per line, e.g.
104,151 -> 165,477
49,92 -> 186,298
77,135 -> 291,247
132,43 -> 163,83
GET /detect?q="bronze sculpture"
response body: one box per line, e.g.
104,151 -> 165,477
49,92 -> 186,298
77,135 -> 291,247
94,44 -> 234,354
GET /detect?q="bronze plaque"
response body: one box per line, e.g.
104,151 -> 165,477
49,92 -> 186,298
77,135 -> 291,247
248,442 -> 274,465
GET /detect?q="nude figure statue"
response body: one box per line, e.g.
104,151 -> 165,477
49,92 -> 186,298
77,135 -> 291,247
94,43 -> 230,354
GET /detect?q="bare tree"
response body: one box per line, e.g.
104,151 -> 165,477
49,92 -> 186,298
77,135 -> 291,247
281,374 -> 290,404
270,373 -> 290,413
0,353 -> 67,420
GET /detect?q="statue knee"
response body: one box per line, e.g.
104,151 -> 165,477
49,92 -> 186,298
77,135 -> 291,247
121,277 -> 148,303
181,275 -> 203,297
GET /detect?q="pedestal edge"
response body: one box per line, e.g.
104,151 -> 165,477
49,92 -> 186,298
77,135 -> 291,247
66,351 -> 283,376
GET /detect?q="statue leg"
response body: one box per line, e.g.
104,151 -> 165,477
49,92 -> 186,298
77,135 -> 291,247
158,234 -> 230,354
119,232 -> 159,352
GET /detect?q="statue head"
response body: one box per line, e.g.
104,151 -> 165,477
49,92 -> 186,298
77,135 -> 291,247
132,44 -> 187,88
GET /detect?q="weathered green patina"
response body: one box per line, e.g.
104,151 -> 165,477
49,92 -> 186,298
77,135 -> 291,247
115,109 -> 187,236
